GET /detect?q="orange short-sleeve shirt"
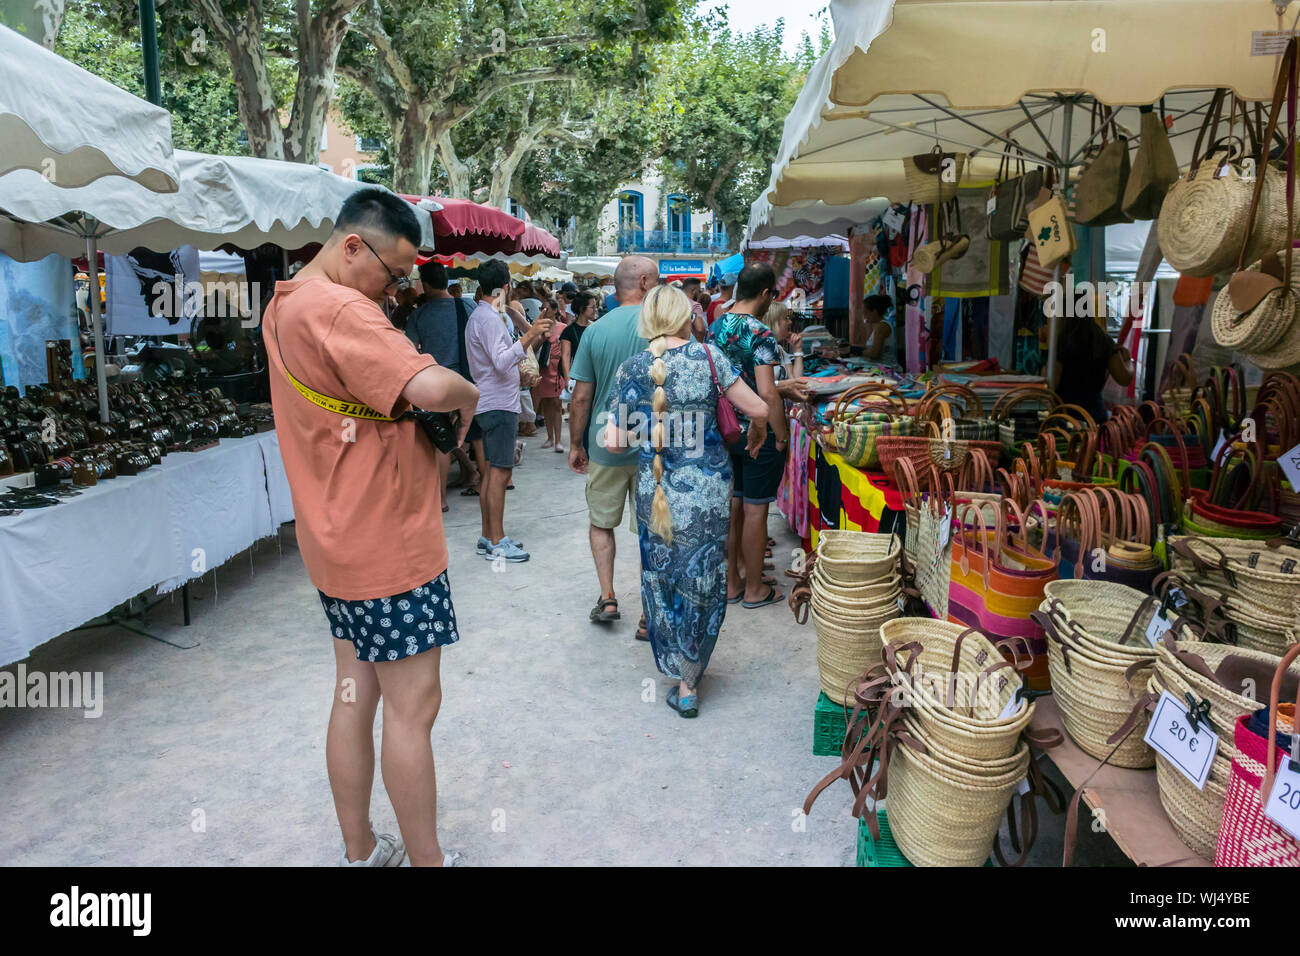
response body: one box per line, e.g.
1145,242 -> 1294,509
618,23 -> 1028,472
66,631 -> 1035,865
264,276 -> 446,600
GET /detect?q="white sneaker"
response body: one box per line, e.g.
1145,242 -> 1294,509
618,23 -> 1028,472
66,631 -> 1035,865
340,826 -> 406,867
443,851 -> 465,867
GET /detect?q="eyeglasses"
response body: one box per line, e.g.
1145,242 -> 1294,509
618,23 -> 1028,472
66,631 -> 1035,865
359,237 -> 412,293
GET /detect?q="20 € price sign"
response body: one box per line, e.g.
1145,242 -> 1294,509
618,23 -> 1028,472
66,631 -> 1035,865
1265,760 -> 1300,841
1143,690 -> 1219,790
1279,441 -> 1300,493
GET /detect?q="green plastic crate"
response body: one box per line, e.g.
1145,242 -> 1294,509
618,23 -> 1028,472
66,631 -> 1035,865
855,812 -> 995,867
814,692 -> 865,756
856,810 -> 912,867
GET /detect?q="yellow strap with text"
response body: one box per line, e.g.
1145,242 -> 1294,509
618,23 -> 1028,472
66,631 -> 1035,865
280,365 -> 395,422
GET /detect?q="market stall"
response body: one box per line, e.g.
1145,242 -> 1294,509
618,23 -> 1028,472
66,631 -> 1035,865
771,0 -> 1300,869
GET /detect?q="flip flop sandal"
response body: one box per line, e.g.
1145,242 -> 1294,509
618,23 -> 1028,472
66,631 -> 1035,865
636,616 -> 649,641
665,687 -> 699,718
742,586 -> 782,609
442,504 -> 449,513
727,592 -> 743,605
590,597 -> 620,622
460,487 -> 480,496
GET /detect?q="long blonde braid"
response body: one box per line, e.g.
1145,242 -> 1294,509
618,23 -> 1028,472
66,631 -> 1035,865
648,334 -> 673,545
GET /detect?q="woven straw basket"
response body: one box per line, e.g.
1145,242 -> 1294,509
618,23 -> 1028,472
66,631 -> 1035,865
886,739 -> 1031,867
813,607 -> 897,704
816,530 -> 901,585
1150,641 -> 1300,858
879,618 -> 1032,760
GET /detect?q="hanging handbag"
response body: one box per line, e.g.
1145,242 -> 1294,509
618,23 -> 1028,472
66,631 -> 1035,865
987,144 -> 1044,241
703,342 -> 742,446
1160,88 -> 1291,276
903,145 -> 966,205
1122,103 -> 1181,221
912,197 -> 970,274
1212,39 -> 1300,371
1027,191 -> 1075,269
1073,104 -> 1132,227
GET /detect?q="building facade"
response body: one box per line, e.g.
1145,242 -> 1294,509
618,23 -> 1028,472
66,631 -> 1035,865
595,168 -> 731,261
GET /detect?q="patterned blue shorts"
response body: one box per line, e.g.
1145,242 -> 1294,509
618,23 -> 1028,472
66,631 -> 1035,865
319,571 -> 460,663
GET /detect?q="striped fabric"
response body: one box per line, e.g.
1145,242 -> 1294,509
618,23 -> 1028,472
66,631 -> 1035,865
807,446 -> 905,552
1019,241 -> 1056,297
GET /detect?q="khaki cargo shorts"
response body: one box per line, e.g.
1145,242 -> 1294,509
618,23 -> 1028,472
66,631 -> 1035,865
585,461 -> 639,532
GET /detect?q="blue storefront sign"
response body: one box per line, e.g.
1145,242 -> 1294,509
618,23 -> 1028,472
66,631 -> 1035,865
658,258 -> 706,279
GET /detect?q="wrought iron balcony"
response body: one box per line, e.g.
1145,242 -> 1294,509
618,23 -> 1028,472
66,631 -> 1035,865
616,229 -> 731,254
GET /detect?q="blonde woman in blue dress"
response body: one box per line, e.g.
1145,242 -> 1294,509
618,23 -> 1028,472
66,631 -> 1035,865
603,286 -> 768,717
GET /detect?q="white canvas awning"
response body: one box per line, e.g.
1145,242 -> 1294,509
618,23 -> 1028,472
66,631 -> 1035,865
0,149 -> 435,260
0,24 -> 178,192
758,0 -> 1294,208
747,198 -> 892,242
565,256 -> 623,279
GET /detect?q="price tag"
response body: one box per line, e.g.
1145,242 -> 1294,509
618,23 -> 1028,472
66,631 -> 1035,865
882,208 -> 905,233
1166,586 -> 1189,610
1143,691 -> 1219,790
938,504 -> 954,549
1145,610 -> 1173,647
1016,777 -> 1032,796
998,694 -> 1024,721
944,442 -> 952,461
897,594 -> 906,612
1212,429 -> 1229,463
986,195 -> 997,216
1264,760 -> 1300,841
1278,441 -> 1300,492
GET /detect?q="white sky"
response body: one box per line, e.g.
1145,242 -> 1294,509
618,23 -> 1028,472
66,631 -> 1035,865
699,0 -> 832,54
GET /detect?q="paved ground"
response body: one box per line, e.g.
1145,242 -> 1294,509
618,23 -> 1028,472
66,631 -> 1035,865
0,435 -> 1127,866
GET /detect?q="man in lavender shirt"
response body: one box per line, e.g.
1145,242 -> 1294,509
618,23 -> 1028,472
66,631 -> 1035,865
463,260 -> 553,562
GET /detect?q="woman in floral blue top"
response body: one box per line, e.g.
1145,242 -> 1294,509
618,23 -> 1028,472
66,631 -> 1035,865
604,286 -> 768,718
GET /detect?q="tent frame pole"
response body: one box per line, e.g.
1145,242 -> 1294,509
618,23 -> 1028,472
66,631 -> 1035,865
1046,99 -> 1075,392
85,225 -> 110,423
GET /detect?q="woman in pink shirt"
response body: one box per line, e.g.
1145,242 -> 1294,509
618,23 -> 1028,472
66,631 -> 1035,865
533,297 -> 568,451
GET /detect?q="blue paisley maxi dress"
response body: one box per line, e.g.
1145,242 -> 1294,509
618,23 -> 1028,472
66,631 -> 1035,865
607,341 -> 739,688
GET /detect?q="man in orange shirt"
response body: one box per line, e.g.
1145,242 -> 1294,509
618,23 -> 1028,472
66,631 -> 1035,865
264,188 -> 478,867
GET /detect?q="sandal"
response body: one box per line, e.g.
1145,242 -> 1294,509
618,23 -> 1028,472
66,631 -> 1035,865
636,616 -> 649,641
727,591 -> 743,605
742,586 -> 783,609
460,486 -> 480,496
590,596 -> 620,622
665,687 -> 699,718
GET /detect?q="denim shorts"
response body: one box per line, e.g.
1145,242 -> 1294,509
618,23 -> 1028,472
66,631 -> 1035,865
319,571 -> 459,663
475,409 -> 517,469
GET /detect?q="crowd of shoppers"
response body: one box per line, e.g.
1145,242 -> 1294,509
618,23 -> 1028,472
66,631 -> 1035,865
270,192 -> 815,866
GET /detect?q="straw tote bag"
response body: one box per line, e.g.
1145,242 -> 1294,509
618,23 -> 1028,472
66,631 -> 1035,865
1215,643 -> 1300,867
1123,104 -> 1181,221
1211,39 -> 1300,362
904,145 -> 966,205
1159,88 -> 1292,277
1073,105 -> 1132,227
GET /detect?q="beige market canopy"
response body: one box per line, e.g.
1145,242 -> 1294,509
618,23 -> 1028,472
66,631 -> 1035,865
760,0 -> 1294,209
0,24 -> 178,192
